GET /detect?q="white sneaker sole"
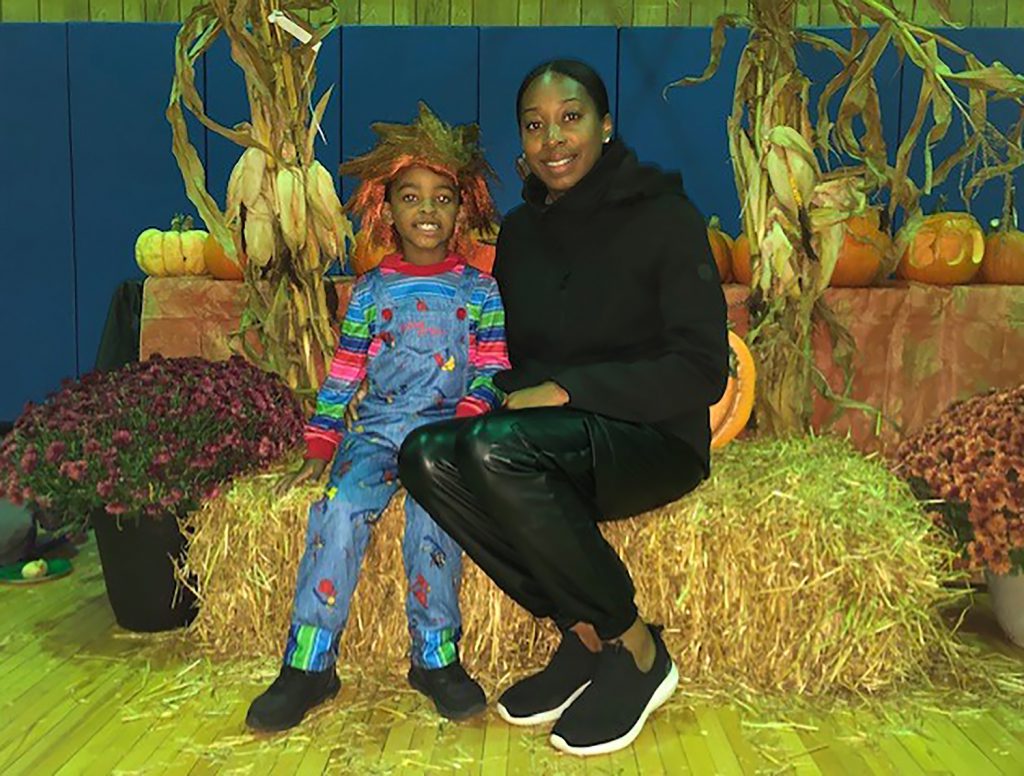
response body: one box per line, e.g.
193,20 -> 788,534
548,661 -> 679,757
495,681 -> 591,727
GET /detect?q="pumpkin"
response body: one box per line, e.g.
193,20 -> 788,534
896,212 -> 984,285
707,217 -> 734,282
203,233 -> 246,280
732,233 -> 752,285
829,211 -> 889,287
980,228 -> 1024,284
135,215 -> 208,277
710,331 -> 756,450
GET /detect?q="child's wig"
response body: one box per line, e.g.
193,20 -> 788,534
340,102 -> 498,256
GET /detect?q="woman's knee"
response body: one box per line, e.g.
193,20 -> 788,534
453,414 -> 519,473
398,423 -> 457,495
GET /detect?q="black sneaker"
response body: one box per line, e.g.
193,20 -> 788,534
496,629 -> 599,726
549,625 -> 678,756
245,664 -> 341,732
407,660 -> 487,721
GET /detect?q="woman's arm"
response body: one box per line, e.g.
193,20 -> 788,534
551,196 -> 730,422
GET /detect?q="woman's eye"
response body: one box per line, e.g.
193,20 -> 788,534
525,121 -> 541,132
564,111 -> 581,122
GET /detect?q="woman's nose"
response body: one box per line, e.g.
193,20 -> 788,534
544,124 -> 564,145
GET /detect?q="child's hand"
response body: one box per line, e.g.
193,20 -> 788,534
504,381 -> 570,410
275,458 -> 329,497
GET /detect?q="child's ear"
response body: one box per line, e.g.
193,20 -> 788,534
381,202 -> 394,225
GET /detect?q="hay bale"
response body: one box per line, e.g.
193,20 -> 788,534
176,436 -> 967,695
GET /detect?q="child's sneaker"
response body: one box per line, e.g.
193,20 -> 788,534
496,629 -> 599,726
549,625 -> 678,756
407,660 -> 487,720
245,664 -> 341,732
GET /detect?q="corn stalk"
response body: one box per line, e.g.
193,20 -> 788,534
668,0 -> 1024,437
167,0 -> 354,409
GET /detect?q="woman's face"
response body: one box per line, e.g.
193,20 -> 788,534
519,73 -> 612,200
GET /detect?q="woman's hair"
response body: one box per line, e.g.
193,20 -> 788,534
515,59 -> 611,121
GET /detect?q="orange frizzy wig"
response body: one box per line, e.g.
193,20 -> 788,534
340,102 -> 499,259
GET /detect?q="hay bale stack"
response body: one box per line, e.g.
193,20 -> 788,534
176,436 -> 964,695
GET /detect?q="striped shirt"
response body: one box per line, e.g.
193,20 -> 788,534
305,254 -> 510,460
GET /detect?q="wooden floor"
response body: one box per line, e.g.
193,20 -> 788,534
2,542 -> 1023,776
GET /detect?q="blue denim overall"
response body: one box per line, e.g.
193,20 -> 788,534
284,266 -> 479,672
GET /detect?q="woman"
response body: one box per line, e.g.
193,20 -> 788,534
399,59 -> 729,756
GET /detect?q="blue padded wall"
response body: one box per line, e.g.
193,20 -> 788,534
0,24 -> 77,420
204,30 -> 343,222
898,29 -> 1024,228
67,22 -> 205,373
340,26 -> 480,207
479,26 -> 619,217
618,27 -> 745,235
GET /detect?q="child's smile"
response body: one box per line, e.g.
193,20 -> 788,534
385,165 -> 460,264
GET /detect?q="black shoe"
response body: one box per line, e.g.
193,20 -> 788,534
496,629 -> 599,726
550,625 -> 678,756
245,664 -> 341,732
407,660 -> 487,721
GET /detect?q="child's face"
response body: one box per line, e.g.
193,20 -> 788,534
384,166 -> 460,262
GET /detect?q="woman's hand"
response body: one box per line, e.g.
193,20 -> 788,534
504,381 -> 570,411
275,458 -> 328,497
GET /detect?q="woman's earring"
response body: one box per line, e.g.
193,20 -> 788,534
603,135 -> 611,144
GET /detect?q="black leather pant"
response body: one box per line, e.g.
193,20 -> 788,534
398,408 -> 705,640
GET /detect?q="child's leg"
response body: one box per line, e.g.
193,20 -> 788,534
402,494 -> 465,669
284,437 -> 400,672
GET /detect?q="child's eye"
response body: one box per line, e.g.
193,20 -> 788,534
436,195 -> 452,204
402,193 -> 418,203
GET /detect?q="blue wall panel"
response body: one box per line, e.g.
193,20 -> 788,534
479,26 -> 618,217
898,29 -> 1024,227
0,24 -> 77,421
67,22 -> 205,372
340,26 -> 479,208
204,30 -> 342,222
618,27 -> 744,235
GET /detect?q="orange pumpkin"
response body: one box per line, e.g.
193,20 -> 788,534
830,211 -> 889,287
707,218 -> 733,283
350,230 -> 391,275
710,331 -> 756,449
732,234 -> 752,285
980,229 -> 1024,284
203,234 -> 246,280
896,212 -> 984,285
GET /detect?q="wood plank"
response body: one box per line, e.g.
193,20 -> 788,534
651,709 -> 693,773
451,0 -> 473,24
633,0 -> 667,25
693,706 -> 745,775
921,711 -> 1011,775
6,665 -> 143,774
0,0 -> 40,21
948,0 -> 974,25
542,0 -> 581,24
90,0 -> 123,21
818,0 -> 843,26
951,711 -> 1024,776
973,0 -> 1007,26
519,0 -> 541,24
675,707 -> 720,774
475,0 -> 516,24
145,0 -> 178,21
689,0 -> 725,25
797,713 -> 885,776
39,0 -> 88,20
179,0 -> 201,21
417,0 -> 450,23
393,0 -> 414,23
582,0 -> 633,25
122,0 -> 146,21
723,0 -> 746,17
1009,0 -> 1024,25
338,0 -> 361,25
667,0 -> 690,25
480,712 -> 510,776
632,719 -> 665,775
361,0 -> 394,24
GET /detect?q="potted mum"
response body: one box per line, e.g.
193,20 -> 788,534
0,355 -> 303,632
895,384 -> 1024,646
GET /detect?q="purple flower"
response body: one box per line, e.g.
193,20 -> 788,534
112,430 -> 133,448
59,460 -> 88,482
105,502 -> 128,515
96,479 -> 115,499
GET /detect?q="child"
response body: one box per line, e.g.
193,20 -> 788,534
246,104 -> 509,732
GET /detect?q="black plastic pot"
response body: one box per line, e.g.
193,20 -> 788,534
90,509 -> 197,632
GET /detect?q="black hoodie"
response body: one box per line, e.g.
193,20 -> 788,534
492,139 -> 730,472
